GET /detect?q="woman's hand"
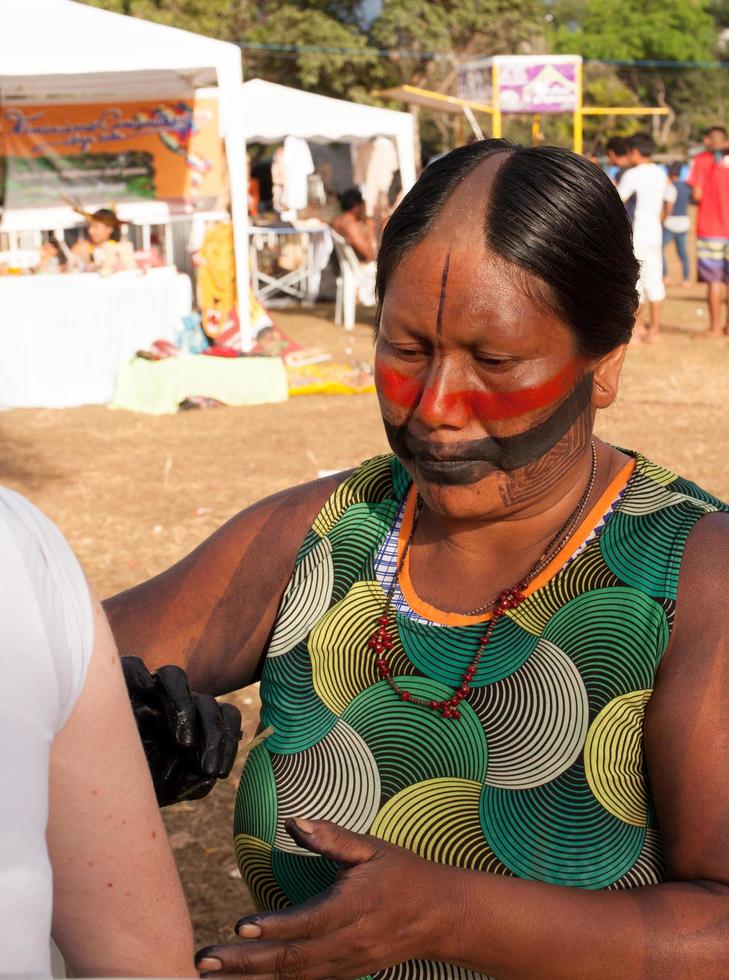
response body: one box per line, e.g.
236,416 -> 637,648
122,656 -> 242,806
195,817 -> 461,979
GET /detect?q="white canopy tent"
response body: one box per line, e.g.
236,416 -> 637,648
240,78 -> 417,192
0,0 -> 252,345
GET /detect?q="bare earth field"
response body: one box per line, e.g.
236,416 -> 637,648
1,288 -> 728,948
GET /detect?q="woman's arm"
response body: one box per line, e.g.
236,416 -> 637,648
48,590 -> 195,977
199,513 -> 729,979
104,474 -> 346,696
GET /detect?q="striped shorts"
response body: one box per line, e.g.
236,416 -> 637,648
696,237 -> 729,284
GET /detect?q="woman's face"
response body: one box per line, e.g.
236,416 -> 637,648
88,219 -> 113,245
375,158 -> 601,521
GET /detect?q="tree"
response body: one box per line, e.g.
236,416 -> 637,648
550,0 -> 725,146
553,0 -> 717,62
77,0 -> 381,98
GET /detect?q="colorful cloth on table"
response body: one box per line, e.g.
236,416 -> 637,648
285,361 -> 375,397
234,451 -> 727,980
687,150 -> 729,238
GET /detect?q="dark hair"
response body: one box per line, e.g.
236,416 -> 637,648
627,132 -> 655,157
704,125 -> 727,137
339,187 -> 364,212
668,161 -> 683,178
90,208 -> 121,241
606,136 -> 629,156
376,139 -> 640,358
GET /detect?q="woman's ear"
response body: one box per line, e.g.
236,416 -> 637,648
591,344 -> 627,410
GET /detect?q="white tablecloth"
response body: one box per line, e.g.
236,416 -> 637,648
0,268 -> 192,408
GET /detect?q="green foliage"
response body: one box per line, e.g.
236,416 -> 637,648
78,0 -> 244,38
554,0 -> 717,62
69,0 -> 729,152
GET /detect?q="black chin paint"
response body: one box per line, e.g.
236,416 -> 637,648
383,373 -> 594,486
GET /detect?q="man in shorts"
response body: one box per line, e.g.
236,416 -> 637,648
687,125 -> 729,337
617,133 -> 670,342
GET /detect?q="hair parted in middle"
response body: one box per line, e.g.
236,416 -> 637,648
376,139 -> 640,358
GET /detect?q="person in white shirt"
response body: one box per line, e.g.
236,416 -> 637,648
0,487 -> 194,979
617,133 -> 671,342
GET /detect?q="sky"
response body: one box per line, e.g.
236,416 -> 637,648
359,0 -> 382,27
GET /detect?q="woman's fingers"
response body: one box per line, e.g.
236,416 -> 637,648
234,888 -> 354,943
154,664 -> 197,746
219,701 -> 244,776
196,940 -> 344,979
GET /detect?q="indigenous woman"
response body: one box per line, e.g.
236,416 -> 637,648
106,140 -> 729,978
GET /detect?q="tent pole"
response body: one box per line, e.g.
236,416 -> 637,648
218,56 -> 251,350
492,63 -> 502,138
573,61 -> 583,154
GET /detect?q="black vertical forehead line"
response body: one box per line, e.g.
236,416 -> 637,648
435,251 -> 451,339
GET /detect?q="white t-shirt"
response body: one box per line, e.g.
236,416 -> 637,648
617,162 -> 670,245
663,183 -> 692,233
0,488 -> 93,979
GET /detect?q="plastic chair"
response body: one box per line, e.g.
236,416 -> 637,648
331,229 -> 359,331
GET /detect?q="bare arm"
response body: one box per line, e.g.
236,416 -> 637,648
341,214 -> 377,262
48,589 -> 195,977
103,474 -> 346,695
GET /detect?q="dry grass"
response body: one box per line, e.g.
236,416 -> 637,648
1,283 -> 728,946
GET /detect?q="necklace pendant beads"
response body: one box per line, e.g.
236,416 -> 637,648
370,442 -> 598,720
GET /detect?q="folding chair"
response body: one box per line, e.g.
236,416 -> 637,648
331,229 -> 360,331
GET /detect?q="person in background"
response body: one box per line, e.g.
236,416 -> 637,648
605,135 -> 630,183
331,187 -> 377,263
70,207 -> 136,275
662,161 -> 692,287
617,133 -> 670,342
606,135 -> 635,223
687,125 -> 729,337
0,487 -> 195,978
330,187 -> 378,306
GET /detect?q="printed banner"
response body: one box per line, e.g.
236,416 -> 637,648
499,60 -> 578,114
458,57 -> 580,114
0,97 -> 226,210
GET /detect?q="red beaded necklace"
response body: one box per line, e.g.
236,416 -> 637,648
370,442 -> 598,719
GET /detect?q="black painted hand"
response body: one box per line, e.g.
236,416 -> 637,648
122,656 -> 242,807
195,817 -> 457,978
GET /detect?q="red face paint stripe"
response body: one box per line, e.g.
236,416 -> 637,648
376,359 -> 581,421
375,362 -> 422,410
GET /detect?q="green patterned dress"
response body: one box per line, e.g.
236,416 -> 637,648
234,451 -> 727,980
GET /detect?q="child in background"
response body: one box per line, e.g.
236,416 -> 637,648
663,162 -> 692,287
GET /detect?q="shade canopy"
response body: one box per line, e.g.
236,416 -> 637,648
240,78 -> 417,191
0,0 -> 235,101
0,0 -> 253,345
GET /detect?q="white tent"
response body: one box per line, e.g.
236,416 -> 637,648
0,0 -> 252,345
240,79 -> 417,192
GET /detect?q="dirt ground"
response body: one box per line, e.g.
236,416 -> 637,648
2,283 -> 728,949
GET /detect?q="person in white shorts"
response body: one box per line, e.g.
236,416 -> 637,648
0,487 -> 195,979
617,133 -> 671,342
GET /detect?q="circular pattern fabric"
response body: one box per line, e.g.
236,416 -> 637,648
234,452 -> 728,979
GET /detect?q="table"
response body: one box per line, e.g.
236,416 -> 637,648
0,268 -> 191,408
248,222 -> 333,305
112,354 -> 288,414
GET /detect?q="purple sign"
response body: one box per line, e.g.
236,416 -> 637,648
498,61 -> 578,114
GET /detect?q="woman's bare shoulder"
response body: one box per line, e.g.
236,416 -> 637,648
211,469 -> 353,554
104,470 -> 353,692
